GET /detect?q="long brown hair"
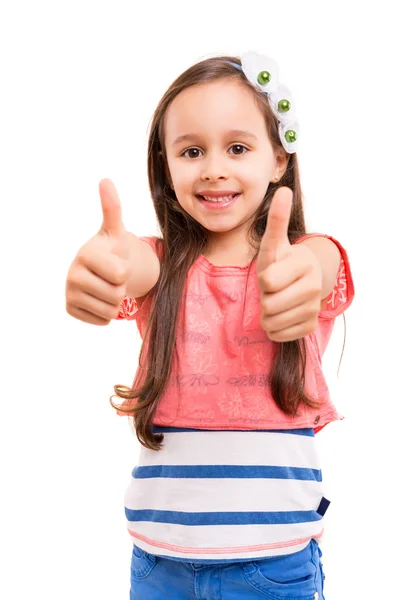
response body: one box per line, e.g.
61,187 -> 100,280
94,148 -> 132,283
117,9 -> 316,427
110,55 -> 344,450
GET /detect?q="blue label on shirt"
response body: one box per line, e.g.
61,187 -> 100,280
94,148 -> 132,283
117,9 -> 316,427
316,497 -> 331,516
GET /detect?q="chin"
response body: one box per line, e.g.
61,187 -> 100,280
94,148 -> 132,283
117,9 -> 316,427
198,220 -> 240,233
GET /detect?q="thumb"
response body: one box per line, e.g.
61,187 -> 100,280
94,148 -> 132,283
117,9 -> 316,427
98,178 -> 129,260
257,186 -> 293,274
99,178 -> 126,238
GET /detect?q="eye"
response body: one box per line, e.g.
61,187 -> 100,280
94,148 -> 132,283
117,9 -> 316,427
228,144 -> 248,155
182,147 -> 203,158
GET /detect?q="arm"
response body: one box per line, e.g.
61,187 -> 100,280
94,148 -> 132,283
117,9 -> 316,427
298,236 -> 341,311
125,232 -> 161,299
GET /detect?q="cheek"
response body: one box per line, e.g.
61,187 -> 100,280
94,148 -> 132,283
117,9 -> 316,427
170,162 -> 197,191
237,155 -> 272,187
239,169 -> 270,197
177,175 -> 196,191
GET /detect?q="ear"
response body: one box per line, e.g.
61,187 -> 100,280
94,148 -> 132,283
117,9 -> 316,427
274,148 -> 289,180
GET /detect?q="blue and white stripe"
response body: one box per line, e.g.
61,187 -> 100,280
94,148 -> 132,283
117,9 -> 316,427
124,426 -> 326,562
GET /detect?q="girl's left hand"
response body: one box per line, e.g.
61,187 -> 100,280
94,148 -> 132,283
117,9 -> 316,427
257,187 -> 323,342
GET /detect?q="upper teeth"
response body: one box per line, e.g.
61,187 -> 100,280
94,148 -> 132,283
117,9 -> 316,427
202,194 -> 236,203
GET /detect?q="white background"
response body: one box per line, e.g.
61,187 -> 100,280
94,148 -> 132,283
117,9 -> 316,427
1,1 -> 398,598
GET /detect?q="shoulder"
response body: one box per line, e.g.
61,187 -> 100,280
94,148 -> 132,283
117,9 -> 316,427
294,233 -> 341,260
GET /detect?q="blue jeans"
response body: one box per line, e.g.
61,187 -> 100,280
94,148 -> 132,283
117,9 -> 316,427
129,539 -> 326,599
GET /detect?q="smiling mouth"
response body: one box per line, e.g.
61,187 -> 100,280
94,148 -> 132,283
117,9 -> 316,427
196,193 -> 241,203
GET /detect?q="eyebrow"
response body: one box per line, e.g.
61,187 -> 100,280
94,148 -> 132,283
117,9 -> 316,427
172,129 -> 259,147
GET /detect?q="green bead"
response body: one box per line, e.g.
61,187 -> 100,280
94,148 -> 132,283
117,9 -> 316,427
278,99 -> 291,113
285,130 -> 297,143
257,70 -> 271,85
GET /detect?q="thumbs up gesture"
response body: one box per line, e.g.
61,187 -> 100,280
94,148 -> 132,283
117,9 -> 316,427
65,179 -> 131,325
257,187 -> 323,342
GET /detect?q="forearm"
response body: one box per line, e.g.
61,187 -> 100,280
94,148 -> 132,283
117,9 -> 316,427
299,236 -> 341,300
125,232 -> 161,299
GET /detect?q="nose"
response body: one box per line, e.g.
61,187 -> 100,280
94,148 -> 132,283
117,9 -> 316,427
200,152 -> 228,182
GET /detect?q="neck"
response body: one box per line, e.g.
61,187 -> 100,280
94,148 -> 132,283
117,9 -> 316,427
204,229 -> 257,267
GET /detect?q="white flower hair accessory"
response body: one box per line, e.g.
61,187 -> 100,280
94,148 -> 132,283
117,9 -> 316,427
229,52 -> 299,154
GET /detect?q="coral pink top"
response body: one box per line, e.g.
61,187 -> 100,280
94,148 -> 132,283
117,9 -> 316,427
117,234 -> 354,434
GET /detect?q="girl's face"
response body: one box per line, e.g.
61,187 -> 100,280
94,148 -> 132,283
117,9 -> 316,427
164,78 -> 286,243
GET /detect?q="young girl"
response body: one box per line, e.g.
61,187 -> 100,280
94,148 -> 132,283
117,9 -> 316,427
66,52 -> 354,599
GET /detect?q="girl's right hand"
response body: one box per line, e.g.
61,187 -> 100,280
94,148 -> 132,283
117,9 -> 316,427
65,179 -> 131,326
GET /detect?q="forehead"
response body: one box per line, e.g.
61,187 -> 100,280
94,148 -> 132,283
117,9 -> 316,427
164,79 -> 268,143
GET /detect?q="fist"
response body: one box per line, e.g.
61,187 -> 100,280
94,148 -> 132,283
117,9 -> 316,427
65,179 -> 131,325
